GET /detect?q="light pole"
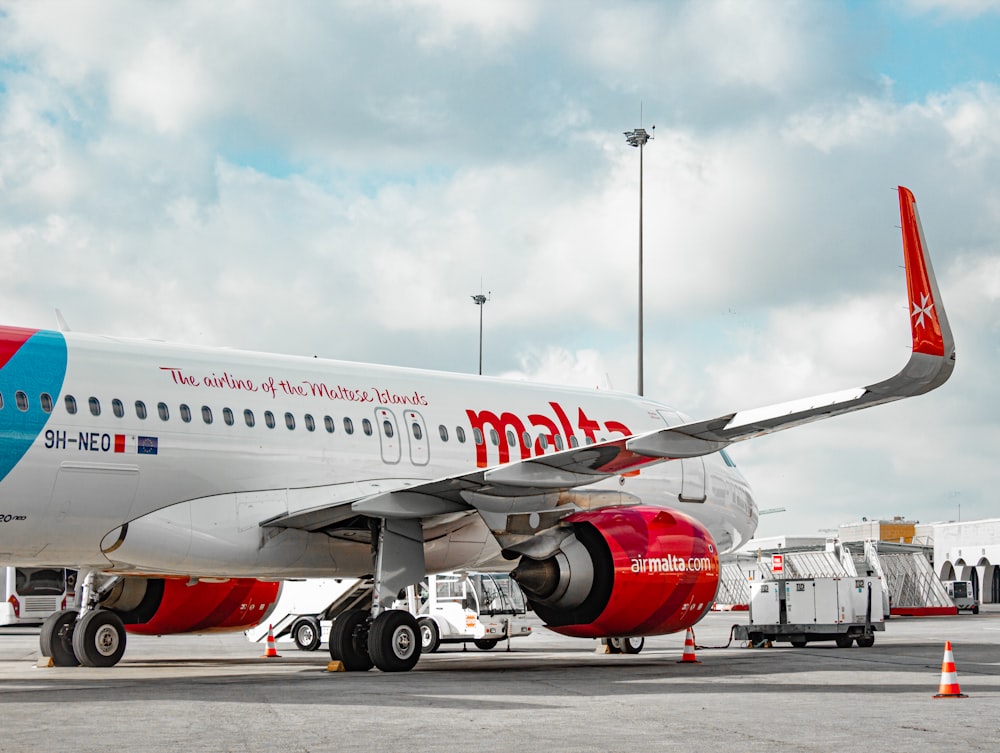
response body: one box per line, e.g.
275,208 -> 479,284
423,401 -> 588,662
624,125 -> 653,396
471,293 -> 489,375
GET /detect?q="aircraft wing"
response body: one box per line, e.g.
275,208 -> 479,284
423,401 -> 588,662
268,186 -> 953,533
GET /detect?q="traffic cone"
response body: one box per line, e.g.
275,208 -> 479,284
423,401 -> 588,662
262,624 -> 281,658
933,641 -> 967,698
678,628 -> 700,664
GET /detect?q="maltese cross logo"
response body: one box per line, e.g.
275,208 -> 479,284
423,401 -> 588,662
912,293 -> 935,329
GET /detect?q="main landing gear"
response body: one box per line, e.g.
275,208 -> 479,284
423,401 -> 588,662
329,517 -> 425,673
38,571 -> 128,668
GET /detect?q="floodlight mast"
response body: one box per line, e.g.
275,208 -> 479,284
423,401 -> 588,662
471,293 -> 489,375
624,125 -> 653,396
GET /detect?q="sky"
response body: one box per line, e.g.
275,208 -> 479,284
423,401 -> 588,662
1,0 -> 998,539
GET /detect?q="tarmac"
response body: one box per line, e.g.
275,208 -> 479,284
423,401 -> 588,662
1,607 -> 998,753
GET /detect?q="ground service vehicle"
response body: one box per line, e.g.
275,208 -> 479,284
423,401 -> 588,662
1,567 -> 74,626
943,580 -> 979,613
414,573 -> 533,652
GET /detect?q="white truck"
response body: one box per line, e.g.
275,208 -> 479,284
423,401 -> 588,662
943,580 -> 980,614
411,572 -> 533,652
734,575 -> 885,648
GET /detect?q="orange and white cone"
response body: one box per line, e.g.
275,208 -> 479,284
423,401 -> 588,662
678,628 -> 700,664
262,624 -> 281,658
933,641 -> 966,698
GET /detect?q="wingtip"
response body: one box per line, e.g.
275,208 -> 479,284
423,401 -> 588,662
897,186 -> 952,359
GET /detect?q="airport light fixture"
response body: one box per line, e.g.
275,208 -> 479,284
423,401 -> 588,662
624,125 -> 653,396
471,293 -> 489,375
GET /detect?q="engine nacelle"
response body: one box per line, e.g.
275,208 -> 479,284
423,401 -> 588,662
512,505 -> 719,638
100,576 -> 280,635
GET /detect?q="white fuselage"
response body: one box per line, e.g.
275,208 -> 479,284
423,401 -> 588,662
0,330 -> 757,577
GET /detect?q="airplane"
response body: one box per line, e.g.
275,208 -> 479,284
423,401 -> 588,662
0,186 -> 953,672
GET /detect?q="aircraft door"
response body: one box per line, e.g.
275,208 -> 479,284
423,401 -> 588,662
375,408 -> 401,465
403,410 -> 429,466
656,409 -> 708,503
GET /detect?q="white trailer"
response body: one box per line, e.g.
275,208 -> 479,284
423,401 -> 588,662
734,575 -> 884,647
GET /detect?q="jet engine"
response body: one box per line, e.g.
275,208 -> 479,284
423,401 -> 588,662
512,506 -> 720,638
98,576 -> 280,635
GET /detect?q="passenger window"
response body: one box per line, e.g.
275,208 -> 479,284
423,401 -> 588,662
180,404 -> 192,423
89,397 -> 101,416
244,409 -> 255,428
158,402 -> 169,421
383,420 -> 394,438
412,422 -> 423,441
40,393 -> 53,413
0,392 -> 4,409
135,400 -> 148,420
15,391 -> 28,411
521,431 -> 530,448
539,434 -> 549,450
305,414 -> 315,432
439,425 -> 449,442
490,429 -> 499,446
223,407 -> 235,426
202,406 -> 213,424
555,434 -> 564,451
362,418 -> 373,436
507,430 -> 516,447
265,411 -> 275,429
65,395 -> 78,415
456,426 -> 466,443
473,428 -> 483,445
570,435 -> 579,448
343,417 -> 354,435
112,399 -> 124,418
324,415 -> 335,433
285,412 -> 295,430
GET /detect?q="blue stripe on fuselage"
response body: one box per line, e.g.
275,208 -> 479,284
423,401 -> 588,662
0,330 -> 67,482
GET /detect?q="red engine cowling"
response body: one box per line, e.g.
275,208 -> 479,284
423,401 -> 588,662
99,576 -> 280,635
512,505 -> 719,638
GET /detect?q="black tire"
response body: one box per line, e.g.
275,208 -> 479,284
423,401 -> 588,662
606,638 -> 622,654
40,609 -> 80,667
291,616 -> 322,651
835,635 -> 853,648
417,617 -> 440,653
621,636 -> 644,654
330,609 -> 374,671
855,634 -> 875,648
72,610 -> 127,667
790,640 -> 807,648
473,638 -> 498,651
369,610 -> 421,672
972,605 -> 980,614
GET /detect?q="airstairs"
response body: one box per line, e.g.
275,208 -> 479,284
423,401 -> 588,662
716,539 -> 954,615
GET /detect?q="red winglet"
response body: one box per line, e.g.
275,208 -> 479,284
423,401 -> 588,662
898,186 -> 945,357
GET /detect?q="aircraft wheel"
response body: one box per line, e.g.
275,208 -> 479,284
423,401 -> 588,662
473,638 -> 498,651
855,634 -> 875,648
835,635 -> 853,648
417,617 -> 440,653
291,616 -> 322,651
621,636 -> 644,654
72,609 -> 126,667
40,609 -> 81,667
369,610 -> 421,672
330,609 -> 374,671
606,638 -> 622,654
790,640 -> 807,648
